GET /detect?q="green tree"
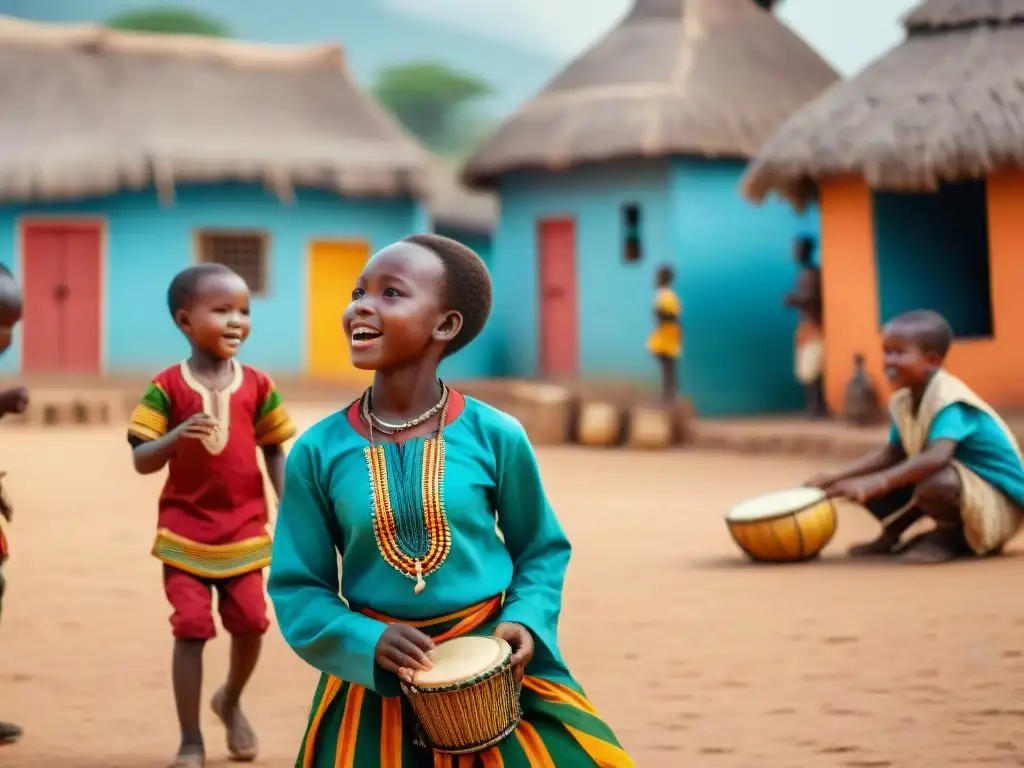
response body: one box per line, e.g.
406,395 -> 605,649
105,6 -> 231,37
372,62 -> 494,152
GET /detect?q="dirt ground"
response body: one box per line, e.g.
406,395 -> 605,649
1,405 -> 1023,767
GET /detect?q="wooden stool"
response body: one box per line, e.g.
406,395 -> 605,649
576,401 -> 623,447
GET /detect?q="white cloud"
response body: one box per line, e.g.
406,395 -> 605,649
384,0 -> 922,75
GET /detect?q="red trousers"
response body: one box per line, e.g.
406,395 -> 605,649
163,565 -> 269,640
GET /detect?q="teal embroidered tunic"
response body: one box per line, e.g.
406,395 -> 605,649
267,393 -> 573,698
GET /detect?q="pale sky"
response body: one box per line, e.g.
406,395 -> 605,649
385,0 -> 921,75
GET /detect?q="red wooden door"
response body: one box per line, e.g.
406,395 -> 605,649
537,218 -> 578,376
22,223 -> 102,373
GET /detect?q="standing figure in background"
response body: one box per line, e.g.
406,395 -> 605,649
843,352 -> 885,426
785,236 -> 828,418
0,265 -> 29,746
646,264 -> 682,403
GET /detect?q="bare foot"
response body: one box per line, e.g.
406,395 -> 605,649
848,530 -> 901,557
898,530 -> 970,564
211,686 -> 258,762
169,744 -> 204,768
0,721 -> 22,745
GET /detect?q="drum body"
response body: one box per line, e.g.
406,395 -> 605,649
401,636 -> 521,754
726,487 -> 837,562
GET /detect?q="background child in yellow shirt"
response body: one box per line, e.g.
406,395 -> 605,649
646,264 -> 682,403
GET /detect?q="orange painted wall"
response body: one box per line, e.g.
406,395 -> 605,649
819,170 -> 1024,413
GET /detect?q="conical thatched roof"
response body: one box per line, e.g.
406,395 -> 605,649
742,0 -> 1024,207
427,159 -> 497,234
462,0 -> 837,189
0,16 -> 430,203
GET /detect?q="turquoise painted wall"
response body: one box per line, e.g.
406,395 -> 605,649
872,181 -> 993,338
490,158 -> 815,415
494,160 -> 673,381
0,183 -> 420,373
669,158 -> 811,414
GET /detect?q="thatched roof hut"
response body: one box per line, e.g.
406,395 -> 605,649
0,15 -> 430,203
427,159 -> 497,235
742,0 -> 1024,207
462,0 -> 838,189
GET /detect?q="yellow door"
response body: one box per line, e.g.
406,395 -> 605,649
306,240 -> 372,383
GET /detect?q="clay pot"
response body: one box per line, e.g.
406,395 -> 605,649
626,405 -> 674,449
576,401 -> 623,447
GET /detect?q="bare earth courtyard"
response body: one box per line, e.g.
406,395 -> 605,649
1,405 -> 1022,766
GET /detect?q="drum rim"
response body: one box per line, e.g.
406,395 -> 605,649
403,637 -> 513,692
725,488 -> 830,524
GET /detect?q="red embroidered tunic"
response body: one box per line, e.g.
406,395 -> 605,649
128,360 -> 296,578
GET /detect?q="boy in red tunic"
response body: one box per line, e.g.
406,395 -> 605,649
128,263 -> 296,768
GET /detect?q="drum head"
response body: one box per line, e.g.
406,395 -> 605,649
726,487 -> 826,522
413,636 -> 511,688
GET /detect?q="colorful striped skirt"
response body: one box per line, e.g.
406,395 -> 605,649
296,597 -> 634,767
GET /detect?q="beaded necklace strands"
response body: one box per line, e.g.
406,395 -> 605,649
361,382 -> 452,594
361,382 -> 449,435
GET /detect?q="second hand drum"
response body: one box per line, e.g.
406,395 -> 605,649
401,635 -> 522,754
725,486 -> 838,562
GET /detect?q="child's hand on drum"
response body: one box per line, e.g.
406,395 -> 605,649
804,472 -> 836,490
375,624 -> 435,683
493,622 -> 534,684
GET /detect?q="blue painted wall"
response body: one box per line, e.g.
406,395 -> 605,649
670,158 -> 810,414
872,181 -> 993,338
494,159 -> 673,381
0,183 -> 420,373
489,158 -> 815,415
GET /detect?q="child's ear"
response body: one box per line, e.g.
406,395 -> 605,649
174,309 -> 192,334
433,311 -> 463,343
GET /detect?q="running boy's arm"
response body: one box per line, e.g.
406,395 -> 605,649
126,378 -> 212,474
267,439 -> 391,693
130,414 -> 215,474
261,445 -> 285,501
252,372 -> 297,501
127,380 -> 176,474
493,417 -> 572,672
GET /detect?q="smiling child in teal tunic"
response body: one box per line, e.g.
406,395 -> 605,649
808,310 -> 1024,563
268,233 -> 633,766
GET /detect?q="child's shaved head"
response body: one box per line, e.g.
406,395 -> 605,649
883,310 -> 953,359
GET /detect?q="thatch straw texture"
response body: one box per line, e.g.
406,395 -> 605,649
741,0 -> 1024,206
0,16 -> 430,203
427,160 -> 497,234
462,0 -> 837,188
